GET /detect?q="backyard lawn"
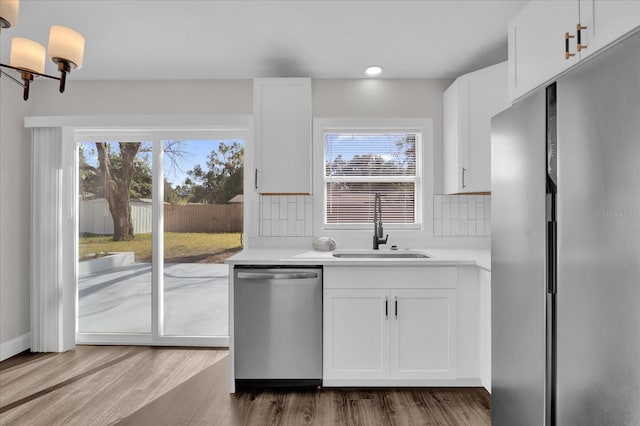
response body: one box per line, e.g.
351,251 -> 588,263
79,232 -> 242,263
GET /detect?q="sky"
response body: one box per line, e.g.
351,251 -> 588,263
79,139 -> 245,187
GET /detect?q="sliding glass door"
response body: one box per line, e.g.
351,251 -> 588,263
78,140 -> 154,335
162,139 -> 243,337
76,131 -> 244,346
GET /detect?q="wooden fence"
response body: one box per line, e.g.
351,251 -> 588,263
164,204 -> 243,233
80,199 -> 243,234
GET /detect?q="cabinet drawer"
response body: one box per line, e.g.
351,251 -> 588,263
324,266 -> 457,289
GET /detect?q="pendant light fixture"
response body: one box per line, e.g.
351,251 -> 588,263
0,0 -> 85,100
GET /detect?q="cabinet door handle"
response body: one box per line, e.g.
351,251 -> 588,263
385,297 -> 389,319
565,32 -> 576,59
576,23 -> 588,52
462,167 -> 467,189
254,168 -> 258,190
394,297 -> 398,319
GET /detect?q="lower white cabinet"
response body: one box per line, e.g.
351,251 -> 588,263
479,269 -> 492,392
323,289 -> 390,380
390,289 -> 457,380
322,267 -> 459,386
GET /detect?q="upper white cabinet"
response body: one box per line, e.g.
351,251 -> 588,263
443,62 -> 508,194
253,78 -> 312,194
508,0 -> 640,102
579,0 -> 640,58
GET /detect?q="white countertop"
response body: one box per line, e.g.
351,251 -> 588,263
225,248 -> 490,271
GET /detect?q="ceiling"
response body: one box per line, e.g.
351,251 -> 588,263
0,0 -> 527,81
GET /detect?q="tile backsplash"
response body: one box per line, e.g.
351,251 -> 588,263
259,194 -> 490,238
434,194 -> 491,237
260,195 -> 314,237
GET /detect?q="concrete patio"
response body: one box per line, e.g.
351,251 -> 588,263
78,263 -> 229,336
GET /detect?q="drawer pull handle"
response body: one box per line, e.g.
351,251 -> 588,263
576,23 -> 588,52
395,297 -> 398,319
385,297 -> 389,319
565,32 -> 576,60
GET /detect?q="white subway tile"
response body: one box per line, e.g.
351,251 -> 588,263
295,220 -> 305,236
485,196 -> 491,219
280,197 -> 288,219
451,196 -> 459,220
261,220 -> 271,237
287,219 -> 296,236
271,200 -> 279,221
476,213 -> 485,235
279,219 -> 288,236
452,219 -> 466,236
476,201 -> 485,223
305,202 -> 314,236
442,214 -> 451,236
288,202 -> 297,223
484,219 -> 492,236
288,195 -> 297,204
297,197 -> 305,220
304,201 -> 313,224
434,195 -> 442,220
460,199 -> 468,222
433,219 -> 442,237
442,200 -> 451,223
271,220 -> 280,236
468,219 -> 477,236
468,197 -> 476,219
262,196 -> 271,220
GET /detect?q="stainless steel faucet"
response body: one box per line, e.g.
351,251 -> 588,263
373,193 -> 388,250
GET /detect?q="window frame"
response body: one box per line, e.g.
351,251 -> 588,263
313,118 -> 434,233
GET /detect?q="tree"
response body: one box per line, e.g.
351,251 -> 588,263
184,141 -> 243,204
96,142 -> 141,241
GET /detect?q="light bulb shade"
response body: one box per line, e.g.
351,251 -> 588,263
10,37 -> 45,73
48,25 -> 84,69
0,0 -> 19,29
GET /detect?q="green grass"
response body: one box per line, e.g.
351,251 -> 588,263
79,232 -> 242,263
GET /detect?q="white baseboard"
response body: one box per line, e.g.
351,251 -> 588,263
0,333 -> 31,362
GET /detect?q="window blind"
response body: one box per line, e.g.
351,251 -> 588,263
324,132 -> 419,225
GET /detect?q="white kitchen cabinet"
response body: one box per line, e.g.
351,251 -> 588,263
390,289 -> 457,380
323,266 -> 458,386
322,289 -> 390,380
443,62 -> 508,194
508,0 -> 640,102
579,0 -> 640,59
478,269 -> 491,392
508,1 -> 580,102
253,78 -> 312,194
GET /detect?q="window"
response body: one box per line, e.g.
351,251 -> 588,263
323,130 -> 421,227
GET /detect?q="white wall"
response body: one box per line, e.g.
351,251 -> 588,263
1,77 -> 32,353
0,77 -> 490,355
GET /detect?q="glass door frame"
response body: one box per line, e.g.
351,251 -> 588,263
75,128 -> 249,347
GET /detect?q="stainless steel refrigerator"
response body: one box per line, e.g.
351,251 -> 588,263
491,31 -> 640,425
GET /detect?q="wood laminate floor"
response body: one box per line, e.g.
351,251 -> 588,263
0,346 -> 491,425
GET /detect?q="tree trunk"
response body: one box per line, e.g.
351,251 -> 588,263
96,142 -> 141,241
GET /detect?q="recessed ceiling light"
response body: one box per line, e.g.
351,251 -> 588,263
365,65 -> 383,77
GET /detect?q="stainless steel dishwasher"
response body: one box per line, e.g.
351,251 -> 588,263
234,266 -> 322,389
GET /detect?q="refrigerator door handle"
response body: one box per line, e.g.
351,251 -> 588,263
547,221 -> 557,294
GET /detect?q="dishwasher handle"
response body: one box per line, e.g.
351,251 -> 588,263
236,271 -> 319,280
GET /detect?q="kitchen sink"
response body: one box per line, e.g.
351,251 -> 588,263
332,250 -> 430,259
